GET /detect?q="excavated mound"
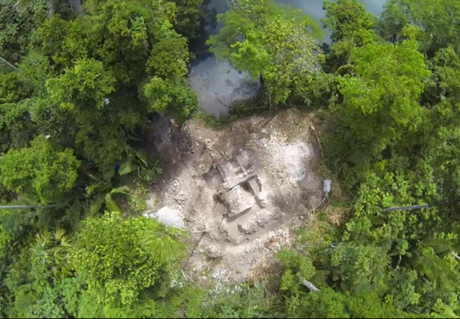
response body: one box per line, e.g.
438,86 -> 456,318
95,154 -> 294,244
146,110 -> 323,283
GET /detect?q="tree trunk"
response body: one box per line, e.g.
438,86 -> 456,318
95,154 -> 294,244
303,279 -> 320,292
0,56 -> 18,71
0,205 -> 57,210
68,0 -> 83,15
382,204 -> 429,212
48,0 -> 59,18
259,75 -> 269,108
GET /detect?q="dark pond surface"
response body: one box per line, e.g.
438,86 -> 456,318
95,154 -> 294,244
189,0 -> 388,116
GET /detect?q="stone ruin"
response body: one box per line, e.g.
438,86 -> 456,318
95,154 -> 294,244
215,150 -> 270,226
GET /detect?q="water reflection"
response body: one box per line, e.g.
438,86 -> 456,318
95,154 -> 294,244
189,0 -> 388,116
189,56 -> 260,116
278,0 -> 386,18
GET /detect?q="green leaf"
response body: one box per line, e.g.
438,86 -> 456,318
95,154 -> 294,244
118,160 -> 135,176
134,150 -> 148,168
110,186 -> 130,195
105,193 -> 121,213
104,186 -> 130,213
424,238 -> 453,254
86,183 -> 100,195
90,194 -> 105,215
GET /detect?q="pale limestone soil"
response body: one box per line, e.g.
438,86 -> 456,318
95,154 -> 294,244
146,110 -> 323,284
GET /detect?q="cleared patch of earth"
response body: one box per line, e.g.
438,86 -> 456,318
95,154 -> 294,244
145,109 -> 323,284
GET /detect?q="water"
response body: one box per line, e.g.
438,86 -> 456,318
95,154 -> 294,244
189,56 -> 260,115
278,0 -> 386,18
189,0 -> 388,116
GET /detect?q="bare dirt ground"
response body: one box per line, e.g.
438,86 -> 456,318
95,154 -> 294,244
145,109 -> 324,285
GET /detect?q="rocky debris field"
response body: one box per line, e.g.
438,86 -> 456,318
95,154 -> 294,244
145,110 -> 324,283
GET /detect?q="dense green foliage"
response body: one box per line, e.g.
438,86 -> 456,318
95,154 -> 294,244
0,0 -> 202,317
207,0 -> 460,317
208,0 -> 330,108
318,0 -> 460,317
3,0 -> 460,317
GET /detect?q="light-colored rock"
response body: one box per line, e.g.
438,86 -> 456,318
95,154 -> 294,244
238,218 -> 259,235
224,185 -> 255,217
257,191 -> 270,207
323,179 -> 332,193
147,206 -> 185,229
206,244 -> 223,258
257,209 -> 273,227
238,209 -> 273,234
176,191 -> 187,204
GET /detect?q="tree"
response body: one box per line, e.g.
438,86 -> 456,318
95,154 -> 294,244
420,47 -> 460,205
6,0 -> 460,317
0,72 -> 36,152
0,0 -> 202,317
17,0 -> 83,17
168,0 -> 204,40
329,244 -> 389,293
0,0 -> 47,67
323,0 -> 378,43
5,229 -> 75,318
3,211 -> 194,318
0,136 -> 80,204
321,0 -> 380,72
275,250 -> 405,318
284,287 -> 405,318
208,0 -> 324,108
327,33 -> 431,161
33,0 -> 198,178
379,0 -> 460,56
71,212 -> 186,316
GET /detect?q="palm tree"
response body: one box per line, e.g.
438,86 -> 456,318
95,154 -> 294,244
30,229 -> 72,281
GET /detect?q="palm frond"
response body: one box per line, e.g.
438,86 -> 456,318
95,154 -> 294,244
142,232 -> 186,265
